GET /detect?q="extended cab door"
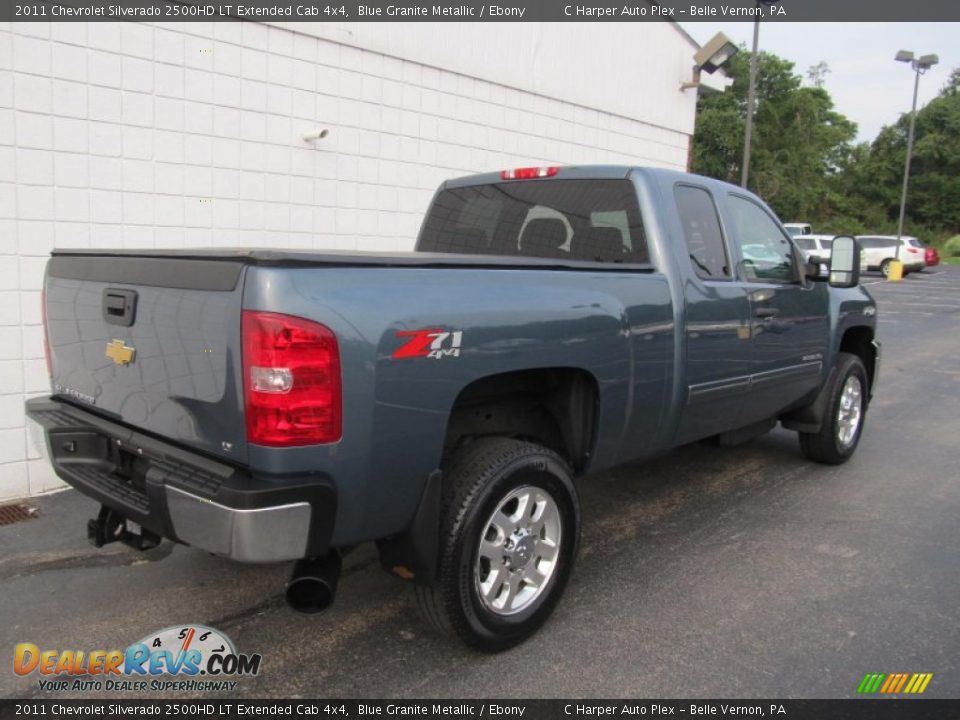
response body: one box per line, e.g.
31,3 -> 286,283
672,184 -> 755,444
721,193 -> 829,425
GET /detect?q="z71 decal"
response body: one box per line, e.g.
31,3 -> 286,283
393,329 -> 463,360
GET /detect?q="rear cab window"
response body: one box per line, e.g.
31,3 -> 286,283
417,179 -> 648,264
673,184 -> 730,280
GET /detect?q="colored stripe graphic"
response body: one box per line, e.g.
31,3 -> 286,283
904,673 -> 934,694
857,673 -> 885,694
857,672 -> 933,694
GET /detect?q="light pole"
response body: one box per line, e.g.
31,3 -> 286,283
894,50 -> 939,243
740,17 -> 761,188
740,1 -> 776,189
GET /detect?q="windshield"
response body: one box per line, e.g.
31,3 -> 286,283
418,179 -> 648,264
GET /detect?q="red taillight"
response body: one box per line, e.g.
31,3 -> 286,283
500,167 -> 559,180
241,310 -> 342,447
41,289 -> 52,377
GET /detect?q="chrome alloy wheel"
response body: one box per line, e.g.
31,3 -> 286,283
837,375 -> 863,448
475,485 -> 562,616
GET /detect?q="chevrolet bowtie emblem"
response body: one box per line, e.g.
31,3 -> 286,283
105,339 -> 136,366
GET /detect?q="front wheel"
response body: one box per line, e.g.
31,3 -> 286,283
798,352 -> 869,465
414,437 -> 580,652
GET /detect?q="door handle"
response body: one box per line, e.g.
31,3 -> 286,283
754,306 -> 778,319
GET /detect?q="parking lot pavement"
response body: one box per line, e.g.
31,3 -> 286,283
2,267 -> 959,700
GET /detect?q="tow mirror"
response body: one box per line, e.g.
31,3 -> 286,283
829,236 -> 860,288
804,260 -> 823,280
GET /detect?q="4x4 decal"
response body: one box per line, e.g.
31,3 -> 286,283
393,329 -> 463,360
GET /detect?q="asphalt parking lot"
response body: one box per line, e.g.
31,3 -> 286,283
2,266 -> 958,700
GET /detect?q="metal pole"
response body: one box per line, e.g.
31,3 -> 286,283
896,66 -> 922,242
741,16 -> 761,188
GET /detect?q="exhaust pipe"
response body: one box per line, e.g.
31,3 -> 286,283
285,552 -> 342,614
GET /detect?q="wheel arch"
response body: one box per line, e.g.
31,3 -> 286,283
781,326 -> 876,433
440,367 -> 600,474
839,325 -> 877,394
377,367 -> 598,587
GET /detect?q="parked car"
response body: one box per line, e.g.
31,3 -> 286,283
784,222 -> 813,238
793,234 -> 834,263
856,235 -> 926,277
925,245 -> 940,267
27,166 -> 880,652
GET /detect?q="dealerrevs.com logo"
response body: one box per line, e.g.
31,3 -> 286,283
14,625 -> 261,693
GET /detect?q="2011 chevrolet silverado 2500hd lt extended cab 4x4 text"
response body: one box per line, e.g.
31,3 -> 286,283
27,166 -> 879,651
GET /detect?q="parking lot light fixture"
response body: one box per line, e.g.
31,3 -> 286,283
895,50 -> 939,244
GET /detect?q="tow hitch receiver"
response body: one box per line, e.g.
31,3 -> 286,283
87,506 -> 161,551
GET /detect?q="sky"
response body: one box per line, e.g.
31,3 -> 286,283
680,22 -> 959,143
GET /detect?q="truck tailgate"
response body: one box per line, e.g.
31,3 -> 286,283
44,255 -> 248,464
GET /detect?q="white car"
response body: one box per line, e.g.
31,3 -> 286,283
784,223 -> 813,238
856,236 -> 926,277
793,234 -> 835,262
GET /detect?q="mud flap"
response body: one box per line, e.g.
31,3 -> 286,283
376,470 -> 442,586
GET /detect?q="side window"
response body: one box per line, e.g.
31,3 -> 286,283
795,237 -> 815,250
674,185 -> 730,280
727,195 -> 799,283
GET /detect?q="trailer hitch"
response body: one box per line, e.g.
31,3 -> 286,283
87,506 -> 161,551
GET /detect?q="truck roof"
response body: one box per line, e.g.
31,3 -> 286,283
442,165 -> 744,195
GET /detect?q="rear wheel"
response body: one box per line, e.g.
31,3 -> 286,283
880,259 -> 892,278
414,437 -> 580,652
798,352 -> 868,465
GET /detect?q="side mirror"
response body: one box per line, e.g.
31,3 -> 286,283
829,236 -> 860,288
804,260 -> 823,279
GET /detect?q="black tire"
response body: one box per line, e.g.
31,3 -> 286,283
880,259 -> 892,278
414,437 -> 580,652
798,352 -> 869,465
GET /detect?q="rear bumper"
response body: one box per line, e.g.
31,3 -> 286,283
25,397 -> 336,563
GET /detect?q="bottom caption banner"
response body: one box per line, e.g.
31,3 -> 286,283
1,701 -> 959,720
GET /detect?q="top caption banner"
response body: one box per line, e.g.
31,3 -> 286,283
5,0 -> 960,22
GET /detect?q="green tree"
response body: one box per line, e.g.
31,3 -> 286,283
807,61 -> 830,88
691,50 -> 857,223
837,68 -> 960,236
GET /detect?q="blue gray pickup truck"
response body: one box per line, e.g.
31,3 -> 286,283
27,166 -> 879,651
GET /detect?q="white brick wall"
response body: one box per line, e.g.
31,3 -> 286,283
0,20 -> 694,501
